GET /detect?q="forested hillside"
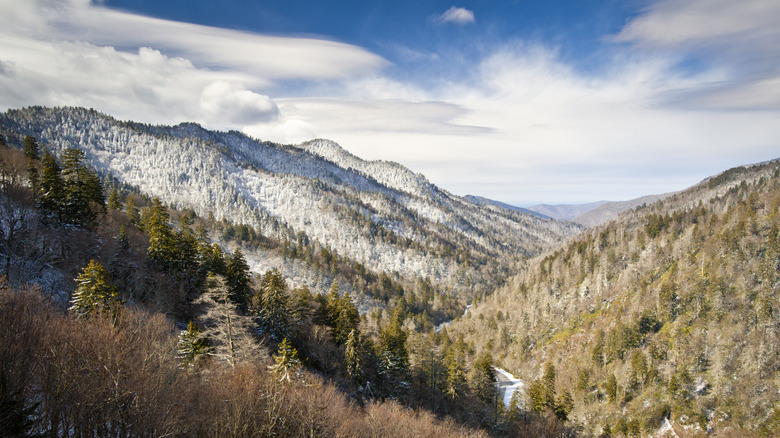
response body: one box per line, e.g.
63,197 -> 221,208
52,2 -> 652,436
449,159 -> 780,436
0,106 -> 580,298
0,114 -> 579,437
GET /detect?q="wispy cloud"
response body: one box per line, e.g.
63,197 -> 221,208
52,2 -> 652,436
0,0 -> 385,128
614,0 -> 780,110
0,0 -> 777,205
437,6 -> 475,25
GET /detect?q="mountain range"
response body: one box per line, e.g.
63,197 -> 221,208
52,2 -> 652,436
0,106 -> 582,299
1,105 -> 777,437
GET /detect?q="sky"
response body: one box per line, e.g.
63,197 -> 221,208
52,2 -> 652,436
0,0 -> 778,205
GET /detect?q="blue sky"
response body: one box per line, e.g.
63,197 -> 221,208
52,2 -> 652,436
0,0 -> 778,205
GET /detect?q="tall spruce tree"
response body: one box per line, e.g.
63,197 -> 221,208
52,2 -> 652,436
269,337 -> 301,382
70,259 -> 122,323
176,321 -> 211,368
38,150 -> 64,223
376,308 -> 410,397
344,329 -> 365,386
226,248 -> 251,310
334,291 -> 359,345
22,136 -> 39,160
257,268 -> 291,341
60,148 -> 104,227
144,198 -> 180,273
444,342 -> 467,400
471,352 -> 497,405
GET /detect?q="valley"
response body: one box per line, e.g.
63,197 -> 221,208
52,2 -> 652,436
0,106 -> 777,437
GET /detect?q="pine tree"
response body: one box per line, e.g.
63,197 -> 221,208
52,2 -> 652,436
257,268 -> 291,341
124,196 -> 140,226
334,291 -> 359,345
176,321 -> 211,368
444,344 -> 467,400
38,150 -> 64,222
376,309 -> 410,397
290,285 -> 315,327
527,379 -> 547,413
269,337 -> 301,382
554,390 -> 574,421
226,248 -> 251,310
22,136 -> 39,160
106,188 -> 121,210
144,198 -> 180,273
543,362 -> 557,409
0,369 -> 37,436
344,329 -> 364,385
605,374 -> 618,403
60,148 -> 104,227
69,259 -> 122,323
508,386 -> 524,421
117,225 -> 130,251
471,352 -> 497,405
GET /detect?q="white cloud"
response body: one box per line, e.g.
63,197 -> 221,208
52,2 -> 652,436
0,0 -> 777,205
272,40 -> 780,204
614,0 -> 780,110
437,6 -> 475,25
199,81 -> 279,125
0,0 -> 385,129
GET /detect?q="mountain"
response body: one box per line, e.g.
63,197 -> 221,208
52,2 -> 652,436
446,158 -> 780,435
571,192 -> 676,227
463,195 -> 550,219
527,201 -> 609,222
529,192 -> 678,228
0,106 -> 582,297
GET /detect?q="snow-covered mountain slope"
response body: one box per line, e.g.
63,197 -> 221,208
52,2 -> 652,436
1,106 -> 583,287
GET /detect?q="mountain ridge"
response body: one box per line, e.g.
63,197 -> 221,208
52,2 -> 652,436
0,106 -> 583,294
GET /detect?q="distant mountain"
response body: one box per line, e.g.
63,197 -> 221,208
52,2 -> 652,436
528,192 -> 678,228
527,201 -> 609,222
0,106 -> 583,295
463,195 -> 549,219
571,192 -> 677,227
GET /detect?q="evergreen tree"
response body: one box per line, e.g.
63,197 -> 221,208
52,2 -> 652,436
176,321 -> 211,368
507,387 -> 524,421
344,329 -> 364,386
226,248 -> 251,310
69,259 -> 122,323
605,374 -> 618,403
124,196 -> 140,226
376,309 -> 410,397
60,148 -> 104,227
444,343 -> 467,400
199,242 -> 227,277
106,187 -> 121,210
471,352 -> 497,405
145,198 -> 180,273
257,268 -> 291,341
269,337 -> 301,382
117,225 -> 130,251
22,136 -> 39,160
543,362 -> 557,409
554,390 -> 574,421
38,150 -> 64,222
527,379 -> 547,413
0,369 -> 37,436
290,285 -> 315,327
333,291 -> 359,345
